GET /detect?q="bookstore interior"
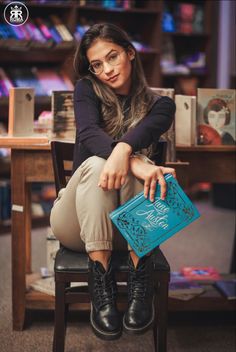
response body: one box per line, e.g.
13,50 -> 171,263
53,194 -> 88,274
0,0 -> 235,351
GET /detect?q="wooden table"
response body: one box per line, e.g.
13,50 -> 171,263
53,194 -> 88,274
0,139 -> 235,330
0,138 -> 54,330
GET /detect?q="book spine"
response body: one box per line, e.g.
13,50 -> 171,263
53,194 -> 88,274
50,15 -> 73,41
34,18 -> 53,40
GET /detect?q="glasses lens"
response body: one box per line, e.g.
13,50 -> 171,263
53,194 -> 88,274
89,62 -> 103,75
107,51 -> 120,66
89,51 -> 122,75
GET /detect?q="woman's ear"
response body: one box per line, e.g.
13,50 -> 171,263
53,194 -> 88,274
127,47 -> 135,61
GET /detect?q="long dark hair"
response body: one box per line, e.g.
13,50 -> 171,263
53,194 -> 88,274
74,23 -> 156,139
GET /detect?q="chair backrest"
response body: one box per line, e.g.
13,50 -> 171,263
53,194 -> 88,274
51,140 -> 167,196
51,141 -> 74,196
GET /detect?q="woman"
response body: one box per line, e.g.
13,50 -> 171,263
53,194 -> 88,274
50,23 -> 176,340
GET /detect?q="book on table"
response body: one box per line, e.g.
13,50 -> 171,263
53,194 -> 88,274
110,174 -> 200,258
214,279 -> 236,300
181,266 -> 221,282
169,271 -> 205,297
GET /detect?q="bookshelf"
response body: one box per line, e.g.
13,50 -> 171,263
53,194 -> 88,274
161,0 -> 218,93
0,0 -> 217,128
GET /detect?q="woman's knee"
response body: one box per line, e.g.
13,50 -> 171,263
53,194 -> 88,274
81,156 -> 106,178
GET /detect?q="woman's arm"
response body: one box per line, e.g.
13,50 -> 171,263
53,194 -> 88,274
74,79 -> 114,158
117,97 -> 176,151
75,79 -> 133,189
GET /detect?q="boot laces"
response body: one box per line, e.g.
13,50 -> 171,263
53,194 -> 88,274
94,268 -> 116,309
129,264 -> 149,302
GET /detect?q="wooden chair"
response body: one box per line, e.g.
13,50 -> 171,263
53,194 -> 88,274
51,140 -> 170,352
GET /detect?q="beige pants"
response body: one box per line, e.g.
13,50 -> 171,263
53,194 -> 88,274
50,156 -> 143,253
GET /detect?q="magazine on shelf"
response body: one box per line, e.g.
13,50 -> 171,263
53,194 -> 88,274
110,174 -> 200,258
197,88 -> 236,145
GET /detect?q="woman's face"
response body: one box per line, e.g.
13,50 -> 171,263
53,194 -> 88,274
86,39 -> 135,95
208,109 -> 226,129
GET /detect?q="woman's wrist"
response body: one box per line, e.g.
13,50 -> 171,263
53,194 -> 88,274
114,142 -> 132,155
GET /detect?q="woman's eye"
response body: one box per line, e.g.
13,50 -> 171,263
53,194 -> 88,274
109,53 -> 118,62
93,62 -> 102,70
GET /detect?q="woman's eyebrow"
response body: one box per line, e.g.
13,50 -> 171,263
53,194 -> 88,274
90,49 -> 116,63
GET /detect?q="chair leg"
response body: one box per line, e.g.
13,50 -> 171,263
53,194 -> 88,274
53,281 -> 67,352
153,287 -> 158,352
156,273 -> 169,352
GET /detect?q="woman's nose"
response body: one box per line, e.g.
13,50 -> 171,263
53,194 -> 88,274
103,61 -> 114,74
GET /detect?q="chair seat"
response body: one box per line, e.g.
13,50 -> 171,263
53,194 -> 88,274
55,246 -> 170,273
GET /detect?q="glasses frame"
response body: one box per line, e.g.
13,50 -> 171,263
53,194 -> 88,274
88,49 -> 126,75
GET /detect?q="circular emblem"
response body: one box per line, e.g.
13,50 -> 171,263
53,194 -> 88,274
4,1 -> 29,26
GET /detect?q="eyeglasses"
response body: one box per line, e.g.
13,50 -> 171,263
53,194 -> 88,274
88,50 -> 125,75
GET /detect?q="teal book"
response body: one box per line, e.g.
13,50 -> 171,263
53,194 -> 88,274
110,174 -> 200,257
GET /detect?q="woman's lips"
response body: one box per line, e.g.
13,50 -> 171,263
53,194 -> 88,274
108,74 -> 119,82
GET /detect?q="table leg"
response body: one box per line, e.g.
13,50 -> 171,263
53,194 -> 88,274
25,184 -> 32,274
11,150 -> 27,330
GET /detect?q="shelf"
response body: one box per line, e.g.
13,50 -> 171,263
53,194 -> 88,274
25,278 -> 236,313
76,5 -> 160,14
0,47 -> 75,64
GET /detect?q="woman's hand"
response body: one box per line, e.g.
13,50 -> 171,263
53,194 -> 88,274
98,142 -> 132,190
130,156 -> 176,202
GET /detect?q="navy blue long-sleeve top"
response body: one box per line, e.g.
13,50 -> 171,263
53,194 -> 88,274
72,78 -> 176,172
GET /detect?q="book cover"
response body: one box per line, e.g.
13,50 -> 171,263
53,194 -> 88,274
51,91 -> 75,141
110,174 -> 200,257
175,95 -> 196,146
181,266 -> 221,281
150,88 -> 176,162
197,88 -> 236,145
214,279 -> 236,300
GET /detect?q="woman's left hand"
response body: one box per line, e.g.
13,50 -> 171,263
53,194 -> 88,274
98,142 -> 132,190
130,157 -> 176,202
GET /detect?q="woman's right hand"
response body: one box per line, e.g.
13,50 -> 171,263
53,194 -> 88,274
98,142 -> 132,190
130,156 -> 176,202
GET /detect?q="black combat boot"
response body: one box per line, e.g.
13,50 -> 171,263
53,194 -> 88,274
123,254 -> 155,334
88,256 -> 122,340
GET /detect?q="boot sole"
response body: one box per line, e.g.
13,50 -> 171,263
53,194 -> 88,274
123,301 -> 155,335
90,305 -> 122,341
